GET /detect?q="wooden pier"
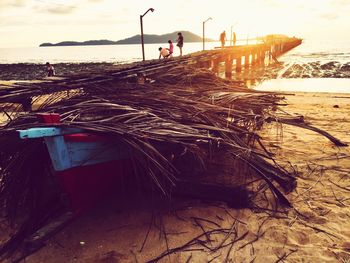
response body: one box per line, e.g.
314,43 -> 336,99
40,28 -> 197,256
0,35 -> 302,107
192,36 -> 302,77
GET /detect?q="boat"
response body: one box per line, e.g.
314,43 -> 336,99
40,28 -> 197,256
18,113 -> 133,214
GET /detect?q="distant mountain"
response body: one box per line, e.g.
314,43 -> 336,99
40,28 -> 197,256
40,40 -> 117,47
116,31 -> 212,44
39,31 -> 214,47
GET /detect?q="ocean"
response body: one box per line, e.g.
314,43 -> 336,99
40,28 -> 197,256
0,42 -> 222,64
0,39 -> 349,93
254,39 -> 350,93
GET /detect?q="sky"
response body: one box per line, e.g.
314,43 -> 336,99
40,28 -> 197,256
0,0 -> 349,48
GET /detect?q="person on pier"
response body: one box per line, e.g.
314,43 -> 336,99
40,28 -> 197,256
220,31 -> 227,47
176,32 -> 184,56
233,32 -> 237,46
158,47 -> 170,59
166,40 -> 174,58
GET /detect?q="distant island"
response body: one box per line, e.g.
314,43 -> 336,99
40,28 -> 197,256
39,31 -> 215,47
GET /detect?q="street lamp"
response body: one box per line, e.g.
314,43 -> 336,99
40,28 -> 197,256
140,8 -> 154,61
202,17 -> 212,51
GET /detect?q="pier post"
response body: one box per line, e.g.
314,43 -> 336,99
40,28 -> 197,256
204,60 -> 211,69
225,56 -> 233,78
259,50 -> 265,64
251,53 -> 256,65
257,51 -> 261,64
245,54 -> 250,68
236,57 -> 242,72
269,45 -> 273,60
277,44 -> 281,55
212,58 -> 220,73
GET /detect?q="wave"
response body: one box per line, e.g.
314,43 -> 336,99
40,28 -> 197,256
279,61 -> 350,78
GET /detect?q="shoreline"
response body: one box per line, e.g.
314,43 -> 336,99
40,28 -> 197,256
1,58 -> 350,81
0,62 -> 117,81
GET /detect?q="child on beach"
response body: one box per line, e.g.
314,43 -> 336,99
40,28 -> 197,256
45,62 -> 55,77
166,40 -> 174,58
158,47 -> 170,59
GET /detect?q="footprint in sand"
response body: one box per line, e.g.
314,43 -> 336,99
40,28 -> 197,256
298,210 -> 328,225
267,229 -> 288,244
309,216 -> 327,225
290,231 -> 310,245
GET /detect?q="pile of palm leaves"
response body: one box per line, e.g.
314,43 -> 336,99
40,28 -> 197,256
0,64 -> 344,259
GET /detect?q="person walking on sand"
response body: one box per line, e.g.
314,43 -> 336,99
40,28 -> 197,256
220,31 -> 226,48
176,32 -> 184,56
166,40 -> 174,58
158,47 -> 170,59
45,62 -> 55,77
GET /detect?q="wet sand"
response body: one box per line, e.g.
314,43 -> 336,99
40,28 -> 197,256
256,78 -> 350,93
21,92 -> 350,262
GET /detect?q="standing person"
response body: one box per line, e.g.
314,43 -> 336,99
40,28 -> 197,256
45,62 -> 55,77
158,47 -> 170,59
220,31 -> 226,48
176,32 -> 184,56
233,32 -> 237,46
166,40 -> 174,58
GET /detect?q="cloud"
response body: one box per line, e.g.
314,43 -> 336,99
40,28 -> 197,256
331,0 -> 350,4
34,4 -> 77,15
0,0 -> 25,8
45,5 -> 76,14
319,12 -> 338,20
263,0 -> 282,8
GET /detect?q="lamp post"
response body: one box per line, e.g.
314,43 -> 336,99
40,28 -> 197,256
140,8 -> 154,61
202,17 -> 212,51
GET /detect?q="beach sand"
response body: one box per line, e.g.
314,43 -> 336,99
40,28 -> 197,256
18,91 -> 349,263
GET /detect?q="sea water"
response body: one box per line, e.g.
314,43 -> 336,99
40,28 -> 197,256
0,42 -> 222,64
0,39 -> 349,93
254,39 -> 350,93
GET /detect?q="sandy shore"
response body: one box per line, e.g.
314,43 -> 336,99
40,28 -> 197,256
17,91 -> 348,263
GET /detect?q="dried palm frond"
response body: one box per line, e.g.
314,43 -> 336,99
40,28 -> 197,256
0,63 -> 342,259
